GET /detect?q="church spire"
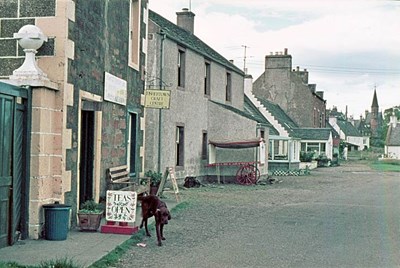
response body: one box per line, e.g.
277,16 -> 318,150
371,86 -> 378,108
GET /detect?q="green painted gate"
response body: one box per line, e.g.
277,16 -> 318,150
0,82 -> 29,248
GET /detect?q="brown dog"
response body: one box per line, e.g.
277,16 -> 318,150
139,195 -> 171,246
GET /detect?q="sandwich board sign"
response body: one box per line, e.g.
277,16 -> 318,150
156,167 -> 180,202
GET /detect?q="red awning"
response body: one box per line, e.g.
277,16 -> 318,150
208,138 -> 263,149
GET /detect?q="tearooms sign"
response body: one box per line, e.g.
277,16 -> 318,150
144,89 -> 171,109
104,72 -> 127,106
105,190 -> 137,222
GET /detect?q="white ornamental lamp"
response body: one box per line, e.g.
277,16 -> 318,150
10,24 -> 49,82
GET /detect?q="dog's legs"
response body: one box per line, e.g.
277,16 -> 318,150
144,219 -> 151,237
160,224 -> 166,240
156,223 -> 162,246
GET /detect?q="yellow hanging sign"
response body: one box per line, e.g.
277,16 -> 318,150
144,89 -> 171,109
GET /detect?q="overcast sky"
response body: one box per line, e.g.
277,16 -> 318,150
149,0 -> 400,118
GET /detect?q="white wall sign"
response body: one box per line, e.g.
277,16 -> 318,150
104,72 -> 127,106
105,190 -> 137,222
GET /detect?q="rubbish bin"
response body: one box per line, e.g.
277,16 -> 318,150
43,204 -> 71,241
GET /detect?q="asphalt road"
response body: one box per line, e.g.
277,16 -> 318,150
116,162 -> 400,268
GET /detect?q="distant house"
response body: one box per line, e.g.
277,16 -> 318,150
245,76 -> 333,171
252,49 -> 326,128
329,116 -> 364,151
326,121 -> 342,155
353,115 -> 371,149
145,9 -> 268,181
293,128 -> 333,160
385,114 -> 400,159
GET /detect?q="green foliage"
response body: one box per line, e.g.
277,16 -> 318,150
0,258 -> 82,268
144,170 -> 163,186
316,154 -> 331,167
0,262 -> 23,268
300,151 -> 314,162
370,137 -> 385,148
39,258 -> 83,268
371,160 -> 400,172
79,199 -> 103,214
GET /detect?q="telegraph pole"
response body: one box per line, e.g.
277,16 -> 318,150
242,45 -> 249,74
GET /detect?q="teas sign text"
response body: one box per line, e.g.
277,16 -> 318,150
105,191 -> 137,222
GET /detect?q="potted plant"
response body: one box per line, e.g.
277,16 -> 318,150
77,199 -> 104,231
144,170 -> 163,195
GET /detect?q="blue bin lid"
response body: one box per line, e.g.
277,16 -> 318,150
43,204 -> 71,209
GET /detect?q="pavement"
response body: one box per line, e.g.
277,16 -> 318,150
0,192 -> 179,267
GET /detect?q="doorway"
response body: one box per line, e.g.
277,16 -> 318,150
79,110 -> 95,206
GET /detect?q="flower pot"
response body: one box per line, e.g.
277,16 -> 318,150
77,212 -> 103,231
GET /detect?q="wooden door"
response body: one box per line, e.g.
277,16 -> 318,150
0,94 -> 13,247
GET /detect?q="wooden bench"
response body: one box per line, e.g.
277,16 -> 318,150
107,165 -> 150,194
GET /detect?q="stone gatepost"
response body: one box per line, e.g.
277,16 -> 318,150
9,25 -> 62,239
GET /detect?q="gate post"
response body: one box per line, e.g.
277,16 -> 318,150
8,25 -> 63,239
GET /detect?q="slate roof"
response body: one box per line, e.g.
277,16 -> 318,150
149,10 -> 244,75
291,128 -> 332,140
257,97 -> 298,134
243,96 -> 279,135
386,123 -> 400,146
336,119 -> 362,137
209,100 -> 259,123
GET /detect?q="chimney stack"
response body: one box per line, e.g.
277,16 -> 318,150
390,113 -> 398,127
176,8 -> 195,34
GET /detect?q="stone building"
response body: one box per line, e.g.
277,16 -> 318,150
252,49 -> 326,128
145,9 -> 268,181
385,114 -> 400,159
0,0 -> 148,244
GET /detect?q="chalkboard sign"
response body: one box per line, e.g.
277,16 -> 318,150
105,191 -> 137,222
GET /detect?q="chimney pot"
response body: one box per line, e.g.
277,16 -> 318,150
176,8 -> 195,34
284,48 -> 288,55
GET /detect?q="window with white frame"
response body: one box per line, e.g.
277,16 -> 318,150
204,61 -> 210,96
178,47 -> 186,88
269,139 -> 289,160
176,125 -> 185,166
225,71 -> 232,102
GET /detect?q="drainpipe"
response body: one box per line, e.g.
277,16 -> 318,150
157,31 -> 166,173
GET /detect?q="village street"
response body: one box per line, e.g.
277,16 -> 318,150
116,162 -> 400,268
